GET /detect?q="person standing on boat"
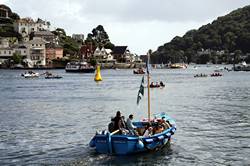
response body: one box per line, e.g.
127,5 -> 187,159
126,114 -> 136,135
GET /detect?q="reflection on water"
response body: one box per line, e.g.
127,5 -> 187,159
0,66 -> 250,165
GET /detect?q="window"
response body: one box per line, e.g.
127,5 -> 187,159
9,51 -> 11,54
24,50 -> 26,53
4,51 -> 6,54
32,44 -> 34,46
40,44 -> 42,46
36,44 -> 38,46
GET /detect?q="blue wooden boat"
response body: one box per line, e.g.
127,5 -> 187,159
89,113 -> 176,155
89,50 -> 176,155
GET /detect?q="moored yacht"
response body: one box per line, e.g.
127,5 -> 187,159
65,61 -> 95,73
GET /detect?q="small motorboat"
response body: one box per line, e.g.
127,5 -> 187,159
44,71 -> 62,79
133,68 -> 145,74
169,63 -> 187,69
65,61 -> 95,73
45,75 -> 62,79
210,73 -> 222,77
21,71 -> 39,78
89,113 -> 176,155
194,74 -> 208,78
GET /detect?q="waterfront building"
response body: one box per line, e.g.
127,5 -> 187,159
14,18 -> 51,42
45,42 -> 63,65
0,38 -> 10,48
112,46 -> 133,63
80,43 -> 95,60
0,47 -> 13,59
93,47 -> 115,63
26,38 -> 46,66
0,4 -> 11,18
133,54 -> 143,63
12,45 -> 28,57
33,31 -> 55,43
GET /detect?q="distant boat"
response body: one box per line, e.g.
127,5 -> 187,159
169,63 -> 187,69
234,61 -> 250,71
21,71 -> 39,78
65,61 -> 95,73
133,68 -> 145,74
194,74 -> 208,78
45,75 -> 62,79
210,73 -> 222,77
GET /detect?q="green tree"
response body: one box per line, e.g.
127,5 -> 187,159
12,53 -> 22,64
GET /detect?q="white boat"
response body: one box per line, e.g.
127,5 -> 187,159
21,71 -> 39,78
65,61 -> 95,73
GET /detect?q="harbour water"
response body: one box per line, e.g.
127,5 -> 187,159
0,66 -> 250,165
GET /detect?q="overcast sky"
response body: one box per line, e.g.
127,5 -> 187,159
2,0 -> 250,54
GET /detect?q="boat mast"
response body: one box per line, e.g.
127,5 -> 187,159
147,50 -> 151,122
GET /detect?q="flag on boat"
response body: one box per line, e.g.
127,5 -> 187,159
137,76 -> 144,105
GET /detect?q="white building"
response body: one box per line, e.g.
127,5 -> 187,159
93,47 -> 115,63
14,18 -> 51,42
0,38 -> 10,48
0,48 -> 13,58
26,38 -> 46,66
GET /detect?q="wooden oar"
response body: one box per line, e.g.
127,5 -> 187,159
111,129 -> 120,135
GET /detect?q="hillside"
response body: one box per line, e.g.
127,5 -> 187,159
0,4 -> 20,39
151,5 -> 250,64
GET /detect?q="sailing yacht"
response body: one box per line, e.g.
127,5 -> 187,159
89,51 -> 176,155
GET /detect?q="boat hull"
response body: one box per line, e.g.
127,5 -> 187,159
90,127 -> 175,155
45,76 -> 62,79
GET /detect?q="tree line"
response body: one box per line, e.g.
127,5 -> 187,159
151,5 -> 250,64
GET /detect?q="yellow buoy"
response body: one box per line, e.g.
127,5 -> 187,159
94,65 -> 102,81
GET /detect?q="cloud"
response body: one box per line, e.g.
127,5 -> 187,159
3,0 -> 250,54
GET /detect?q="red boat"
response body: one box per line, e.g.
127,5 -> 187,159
133,68 -> 145,74
210,73 -> 222,77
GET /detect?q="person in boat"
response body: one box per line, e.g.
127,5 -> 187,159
45,71 -> 52,76
126,114 -> 137,135
112,111 -> 128,134
108,117 -> 115,132
121,116 -> 127,129
113,111 -> 122,131
156,82 -> 159,87
150,82 -> 154,87
160,117 -> 171,129
160,81 -> 165,87
143,125 -> 153,137
154,125 -> 164,134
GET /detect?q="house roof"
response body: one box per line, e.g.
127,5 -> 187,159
34,31 -> 54,36
11,45 -> 27,49
27,38 -> 47,44
45,42 -> 62,49
105,49 -> 112,54
112,46 -> 127,54
18,17 -> 35,24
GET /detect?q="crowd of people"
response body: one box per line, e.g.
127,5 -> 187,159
108,111 -> 171,137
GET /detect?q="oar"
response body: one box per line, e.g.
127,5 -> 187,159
111,129 -> 120,135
